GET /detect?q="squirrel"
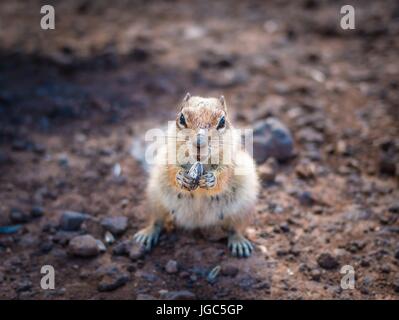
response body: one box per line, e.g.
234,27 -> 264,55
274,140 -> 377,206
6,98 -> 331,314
134,93 -> 259,258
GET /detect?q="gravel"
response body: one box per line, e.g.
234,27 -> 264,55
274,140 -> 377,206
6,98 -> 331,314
68,235 -> 102,257
59,211 -> 89,231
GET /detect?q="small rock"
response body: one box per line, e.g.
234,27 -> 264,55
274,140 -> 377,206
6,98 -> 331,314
360,258 -> 371,267
162,290 -> 196,300
380,264 -> 391,274
395,249 -> 399,260
253,281 -> 271,290
317,253 -> 339,270
59,211 -> 89,231
258,158 -> 277,183
16,280 -> 32,293
279,223 -> 290,233
30,206 -> 45,218
129,243 -> 146,261
136,270 -> 158,282
53,230 -> 79,245
0,225 -> 22,234
207,265 -> 221,283
112,240 -> 131,256
394,279 -> 399,293
252,117 -> 294,163
98,272 -> 129,292
96,240 -> 106,252
389,201 -> 399,214
101,216 -> 128,235
40,241 -> 53,254
58,154 -> 69,167
12,139 -> 30,151
104,231 -> 115,244
297,127 -> 324,144
345,240 -> 366,253
310,269 -> 321,281
295,161 -> 317,180
68,235 -> 101,257
112,163 -> 122,177
221,265 -> 239,277
9,208 -> 30,224
379,154 -> 397,176
297,191 -> 315,206
165,260 -> 179,274
237,275 -> 258,289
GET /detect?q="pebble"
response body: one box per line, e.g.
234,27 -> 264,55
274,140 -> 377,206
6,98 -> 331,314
40,241 -> 53,254
253,281 -> 271,290
221,265 -> 239,277
297,191 -> 315,206
0,225 -> 22,234
59,211 -> 89,231
317,253 -> 339,270
207,265 -> 221,283
16,279 -> 32,293
297,127 -> 324,144
54,230 -> 81,246
310,269 -> 321,281
30,206 -> 45,218
98,272 -> 129,292
345,240 -> 366,253
136,270 -> 158,282
68,235 -> 101,257
379,154 -> 396,176
129,243 -> 146,261
389,201 -> 399,214
112,240 -> 131,256
101,216 -> 128,235
104,231 -> 115,244
252,117 -> 294,163
9,208 -> 30,224
295,161 -> 317,180
96,240 -> 106,252
258,158 -> 277,183
165,260 -> 179,274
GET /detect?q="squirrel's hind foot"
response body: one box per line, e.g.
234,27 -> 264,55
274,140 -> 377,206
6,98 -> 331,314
134,224 -> 162,251
228,233 -> 254,258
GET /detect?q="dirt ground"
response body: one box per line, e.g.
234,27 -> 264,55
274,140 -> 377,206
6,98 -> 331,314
0,0 -> 398,300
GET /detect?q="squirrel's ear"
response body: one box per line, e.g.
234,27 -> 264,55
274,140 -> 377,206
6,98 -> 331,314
219,95 -> 227,112
180,92 -> 191,110
183,92 -> 191,102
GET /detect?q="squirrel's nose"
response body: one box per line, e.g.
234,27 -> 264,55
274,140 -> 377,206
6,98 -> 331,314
194,129 -> 207,148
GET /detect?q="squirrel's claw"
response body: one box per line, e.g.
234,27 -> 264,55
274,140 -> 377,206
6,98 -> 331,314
228,234 -> 254,258
176,170 -> 196,190
134,225 -> 162,251
199,172 -> 216,189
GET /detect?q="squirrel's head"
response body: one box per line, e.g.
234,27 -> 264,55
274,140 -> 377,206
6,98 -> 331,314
173,93 -> 235,165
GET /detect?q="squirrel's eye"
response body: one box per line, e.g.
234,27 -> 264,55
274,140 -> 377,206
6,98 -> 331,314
179,113 -> 187,127
217,116 -> 225,130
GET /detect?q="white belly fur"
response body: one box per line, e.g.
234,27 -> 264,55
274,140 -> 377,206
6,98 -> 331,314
149,148 -> 258,229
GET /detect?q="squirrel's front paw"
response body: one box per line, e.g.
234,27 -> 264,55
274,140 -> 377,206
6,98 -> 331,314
199,172 -> 217,189
228,234 -> 254,258
134,225 -> 162,251
176,170 -> 197,191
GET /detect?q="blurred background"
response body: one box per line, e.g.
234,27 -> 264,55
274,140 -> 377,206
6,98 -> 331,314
0,0 -> 398,300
